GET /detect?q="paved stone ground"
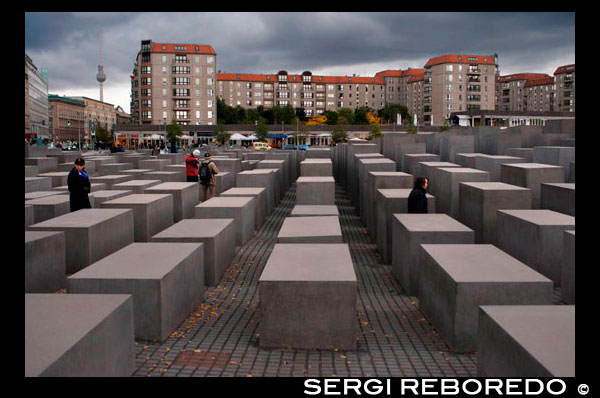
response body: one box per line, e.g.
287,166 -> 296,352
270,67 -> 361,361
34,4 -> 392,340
133,182 -> 564,377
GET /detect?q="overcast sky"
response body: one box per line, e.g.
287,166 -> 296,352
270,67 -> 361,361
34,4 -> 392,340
25,12 -> 575,114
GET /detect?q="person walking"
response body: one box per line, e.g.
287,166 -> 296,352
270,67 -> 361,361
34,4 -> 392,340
67,157 -> 92,212
199,152 -> 219,202
407,176 -> 429,214
185,149 -> 201,182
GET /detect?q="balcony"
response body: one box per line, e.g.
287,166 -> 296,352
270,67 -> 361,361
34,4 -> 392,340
467,68 -> 481,74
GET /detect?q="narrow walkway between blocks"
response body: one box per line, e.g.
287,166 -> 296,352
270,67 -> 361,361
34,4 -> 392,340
133,182 -> 477,377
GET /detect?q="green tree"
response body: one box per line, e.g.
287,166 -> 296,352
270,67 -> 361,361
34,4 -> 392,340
337,108 -> 354,125
368,124 -> 383,140
255,118 -> 269,142
406,115 -> 416,134
94,123 -> 112,144
354,106 -> 371,125
213,122 -> 230,145
331,125 -> 347,144
379,104 -> 409,124
324,110 -> 339,125
273,104 -> 296,125
166,120 -> 183,145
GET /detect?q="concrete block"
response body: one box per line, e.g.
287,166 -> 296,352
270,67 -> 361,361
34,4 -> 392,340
141,171 -> 184,183
403,153 -> 440,175
53,182 -> 107,193
25,177 -> 53,193
236,170 -> 276,215
26,208 -> 135,274
97,163 -> 133,176
344,144 -> 379,196
220,187 -> 267,230
300,159 -> 332,177
505,148 -> 533,163
365,172 -> 413,242
305,147 -> 331,159
25,165 -> 39,177
290,205 -> 339,217
477,305 -> 574,377
151,219 -> 237,285
88,190 -> 133,208
164,164 -> 187,180
146,182 -> 200,222
113,179 -> 162,194
357,158 -> 397,220
25,145 -> 47,158
158,152 -> 185,165
25,194 -> 71,223
194,196 -> 256,246
256,160 -> 286,198
47,152 -> 82,164
439,134 -> 474,162
266,152 -> 294,185
454,153 -> 481,168
495,209 -> 575,285
417,162 -> 462,195
435,168 -> 491,218
117,168 -> 154,179
394,143 -> 427,172
259,243 -> 357,349
540,183 -> 575,216
25,191 -> 64,201
475,126 -> 522,155
119,154 -> 150,169
561,230 -> 575,304
296,176 -> 335,205
375,189 -> 435,263
474,155 -> 527,182
500,163 -> 565,208
212,158 -> 242,175
532,146 -> 575,180
458,182 -> 533,244
36,172 -> 70,188
100,194 -> 174,242
211,171 -> 234,197
391,214 -> 474,296
138,159 -> 171,171
568,161 -> 575,183
68,242 -> 204,342
277,216 -> 343,243
419,244 -> 553,352
25,293 -> 135,377
25,205 -> 34,227
25,157 -> 59,173
91,174 -> 134,190
25,231 -> 66,292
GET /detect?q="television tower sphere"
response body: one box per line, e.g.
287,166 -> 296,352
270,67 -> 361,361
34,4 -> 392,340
96,64 -> 106,83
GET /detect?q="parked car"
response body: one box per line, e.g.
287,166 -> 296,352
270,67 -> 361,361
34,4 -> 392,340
253,142 -> 271,151
283,144 -> 308,150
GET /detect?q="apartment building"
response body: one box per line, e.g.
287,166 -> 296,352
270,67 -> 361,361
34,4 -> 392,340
554,64 -> 575,113
374,68 -> 425,107
217,70 -> 385,118
423,54 -> 498,126
524,76 -> 555,112
130,39 -> 217,126
497,73 -> 550,112
71,96 -> 117,140
48,95 -> 85,142
406,71 -> 424,125
25,53 -> 50,138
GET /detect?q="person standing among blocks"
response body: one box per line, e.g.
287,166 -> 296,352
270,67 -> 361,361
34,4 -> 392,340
199,152 -> 219,202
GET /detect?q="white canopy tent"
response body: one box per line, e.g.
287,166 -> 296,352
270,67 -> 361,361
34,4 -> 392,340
229,133 -> 247,141
246,135 -> 258,141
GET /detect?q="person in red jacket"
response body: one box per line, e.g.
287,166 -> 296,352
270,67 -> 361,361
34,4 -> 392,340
185,149 -> 201,182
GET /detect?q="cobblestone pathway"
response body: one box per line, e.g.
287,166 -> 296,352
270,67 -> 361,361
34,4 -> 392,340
133,182 -> 561,377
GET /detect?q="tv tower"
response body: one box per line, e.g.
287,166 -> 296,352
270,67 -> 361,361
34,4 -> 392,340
96,31 -> 106,102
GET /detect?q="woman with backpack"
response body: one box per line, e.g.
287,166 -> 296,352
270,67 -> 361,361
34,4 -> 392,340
185,149 -> 201,182
199,152 -> 219,202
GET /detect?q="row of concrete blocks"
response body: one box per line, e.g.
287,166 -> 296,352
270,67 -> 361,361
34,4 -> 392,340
25,170 -> 290,376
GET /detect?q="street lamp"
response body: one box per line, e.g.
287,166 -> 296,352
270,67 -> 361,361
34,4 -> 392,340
77,111 -> 81,152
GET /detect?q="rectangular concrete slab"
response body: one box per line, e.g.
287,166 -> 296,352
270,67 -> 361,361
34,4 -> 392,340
300,159 -> 333,177
151,219 -> 237,286
25,194 -> 71,223
25,231 -> 66,293
391,214 -> 474,296
26,208 -> 135,274
113,179 -> 162,194
474,154 -> 527,182
89,190 -> 133,208
67,242 -> 204,342
145,182 -> 200,222
220,187 -> 267,230
477,305 -> 574,377
495,209 -> 575,285
500,163 -> 565,209
540,183 -> 575,216
561,230 -> 575,304
194,196 -> 256,246
419,244 -> 553,352
100,194 -> 174,242
25,293 -> 135,377
290,205 -> 339,217
91,174 -> 134,190
259,243 -> 357,350
296,176 -> 335,205
435,167 -> 491,217
277,216 -> 343,243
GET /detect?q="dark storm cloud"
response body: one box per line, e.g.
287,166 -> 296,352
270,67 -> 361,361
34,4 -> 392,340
24,12 -> 574,112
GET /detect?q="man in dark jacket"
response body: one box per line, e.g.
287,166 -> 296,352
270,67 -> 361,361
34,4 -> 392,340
407,177 -> 428,213
67,157 -> 92,212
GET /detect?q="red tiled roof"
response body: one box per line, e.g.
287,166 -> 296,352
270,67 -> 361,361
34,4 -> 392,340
217,73 -> 384,85
554,64 -> 575,75
498,73 -> 550,83
374,68 -> 425,79
407,72 -> 425,83
151,43 -> 216,55
524,76 -> 554,87
424,54 -> 496,68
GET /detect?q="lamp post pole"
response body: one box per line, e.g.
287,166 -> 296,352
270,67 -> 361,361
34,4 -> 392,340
78,111 -> 81,153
